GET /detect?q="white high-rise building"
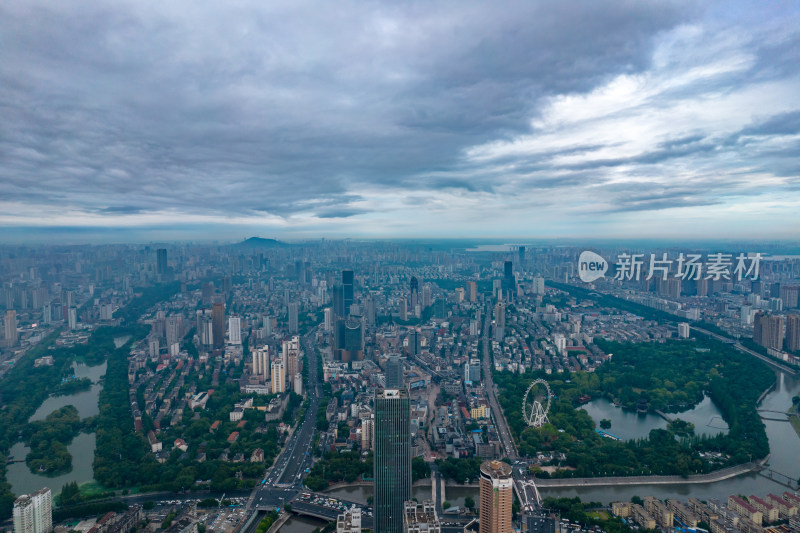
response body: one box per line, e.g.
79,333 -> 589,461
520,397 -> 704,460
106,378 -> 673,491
678,323 -> 690,338
532,276 -> 546,295
271,361 -> 286,394
324,308 -> 333,332
13,487 -> 52,533
67,307 -> 77,331
293,373 -> 303,395
252,346 -> 269,381
228,316 -> 242,345
553,334 -> 567,354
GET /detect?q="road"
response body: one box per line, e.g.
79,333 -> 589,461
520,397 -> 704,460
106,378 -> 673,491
481,305 -> 519,460
693,327 -> 799,375
249,328 -> 322,511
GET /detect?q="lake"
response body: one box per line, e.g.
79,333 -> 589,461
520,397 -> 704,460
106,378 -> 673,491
579,394 -> 729,441
7,359 -> 107,497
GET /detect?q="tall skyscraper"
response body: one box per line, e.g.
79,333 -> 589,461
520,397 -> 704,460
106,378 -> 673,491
479,460 -> 513,533
365,295 -> 376,326
324,308 -> 333,331
342,269 -> 354,317
271,360 -> 286,394
410,276 -> 419,308
786,314 -> 800,352
4,310 -> 18,348
156,248 -> 167,276
385,355 -> 403,389
228,316 -> 242,345
374,388 -> 411,533
502,261 -> 515,301
288,302 -> 299,333
13,487 -> 52,533
212,302 -> 225,349
754,312 -> 784,351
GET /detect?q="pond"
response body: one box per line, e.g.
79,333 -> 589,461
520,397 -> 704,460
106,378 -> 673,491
29,361 -> 106,422
579,394 -> 728,441
7,360 -> 107,497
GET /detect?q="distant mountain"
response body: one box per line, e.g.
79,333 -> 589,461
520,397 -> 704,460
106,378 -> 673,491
237,237 -> 291,248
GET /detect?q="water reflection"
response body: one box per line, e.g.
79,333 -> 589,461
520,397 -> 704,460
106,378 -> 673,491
6,433 -> 97,497
579,394 -> 728,441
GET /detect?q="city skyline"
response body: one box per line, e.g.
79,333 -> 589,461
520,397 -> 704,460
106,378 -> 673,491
2,1 -> 799,243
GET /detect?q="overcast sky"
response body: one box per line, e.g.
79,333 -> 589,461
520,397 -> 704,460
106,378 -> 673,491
2,0 -> 799,242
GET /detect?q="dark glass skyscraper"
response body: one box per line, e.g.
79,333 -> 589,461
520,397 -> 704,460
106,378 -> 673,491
342,269 -> 354,316
156,248 -> 167,276
385,355 -> 403,388
374,388 -> 411,533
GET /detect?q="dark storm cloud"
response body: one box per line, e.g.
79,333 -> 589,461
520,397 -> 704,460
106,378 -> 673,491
0,0 -> 690,221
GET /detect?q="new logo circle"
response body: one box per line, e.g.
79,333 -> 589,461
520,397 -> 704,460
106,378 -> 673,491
578,251 -> 607,282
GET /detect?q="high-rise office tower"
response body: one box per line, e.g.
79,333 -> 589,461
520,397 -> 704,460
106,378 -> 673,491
410,276 -> 419,308
13,487 -> 52,533
407,329 -> 420,356
400,299 -> 408,321
342,270 -> 354,317
156,248 -> 167,276
385,355 -> 403,389
4,310 -> 18,348
228,316 -> 242,345
422,285 -> 431,308
212,302 -> 225,349
374,388 -> 411,533
786,314 -> 800,352
201,282 -> 214,305
479,460 -> 513,533
324,308 -> 333,332
271,360 -> 286,394
365,295 -> 376,326
754,312 -> 784,351
502,261 -> 515,301
288,302 -> 299,333
335,317 -> 364,362
252,346 -> 269,381
518,246 -> 525,267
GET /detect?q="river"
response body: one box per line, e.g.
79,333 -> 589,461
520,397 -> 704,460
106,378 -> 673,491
283,369 -> 800,532
6,334 -> 129,497
540,369 -> 800,503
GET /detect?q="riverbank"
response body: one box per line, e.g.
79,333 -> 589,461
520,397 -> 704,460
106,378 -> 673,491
534,459 -> 764,488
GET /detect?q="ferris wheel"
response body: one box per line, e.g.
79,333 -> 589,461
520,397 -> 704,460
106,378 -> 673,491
522,379 -> 552,428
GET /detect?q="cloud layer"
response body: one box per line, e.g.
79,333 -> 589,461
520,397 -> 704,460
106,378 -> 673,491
1,0 -> 799,240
